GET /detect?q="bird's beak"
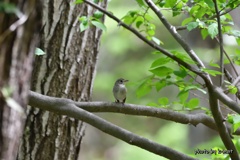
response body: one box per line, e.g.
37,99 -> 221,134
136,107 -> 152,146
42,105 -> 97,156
123,79 -> 129,83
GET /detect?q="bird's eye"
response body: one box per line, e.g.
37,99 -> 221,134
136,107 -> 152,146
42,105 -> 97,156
120,80 -> 123,83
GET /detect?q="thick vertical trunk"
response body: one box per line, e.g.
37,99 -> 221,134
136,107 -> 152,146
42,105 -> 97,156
0,1 -> 40,160
18,1 -> 107,159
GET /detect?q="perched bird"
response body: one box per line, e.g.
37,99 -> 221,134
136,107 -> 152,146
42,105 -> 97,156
113,78 -> 129,104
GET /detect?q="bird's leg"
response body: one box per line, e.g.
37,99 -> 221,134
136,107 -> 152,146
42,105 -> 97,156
122,97 -> 126,104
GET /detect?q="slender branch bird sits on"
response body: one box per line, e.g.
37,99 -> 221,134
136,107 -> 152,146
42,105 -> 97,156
113,78 -> 128,104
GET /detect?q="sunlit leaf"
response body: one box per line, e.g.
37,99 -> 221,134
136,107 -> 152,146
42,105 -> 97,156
201,68 -> 222,76
152,37 -> 162,45
173,69 -> 187,78
182,17 -> 193,26
208,23 -> 218,39
149,66 -> 173,77
186,98 -> 199,109
93,11 -> 103,19
155,80 -> 167,91
135,0 -> 146,7
150,57 -> 171,68
178,90 -> 189,103
136,79 -> 152,98
80,22 -> 89,32
209,60 -> 220,68
187,22 -> 198,31
158,97 -> 169,105
74,0 -> 84,4
91,20 -> 107,32
201,28 -> 209,39
35,48 -> 45,56
165,0 -> 177,7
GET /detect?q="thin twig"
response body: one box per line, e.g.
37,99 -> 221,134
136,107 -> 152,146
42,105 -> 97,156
213,0 -> 224,87
215,37 -> 239,77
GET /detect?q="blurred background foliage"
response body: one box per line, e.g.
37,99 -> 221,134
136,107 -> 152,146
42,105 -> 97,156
80,0 -> 240,159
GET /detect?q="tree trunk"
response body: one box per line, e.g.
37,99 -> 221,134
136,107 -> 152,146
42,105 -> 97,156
18,0 -> 108,160
0,0 -> 40,160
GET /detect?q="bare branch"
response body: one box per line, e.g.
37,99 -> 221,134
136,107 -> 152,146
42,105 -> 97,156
28,91 -> 196,160
214,86 -> 240,114
29,91 -> 240,134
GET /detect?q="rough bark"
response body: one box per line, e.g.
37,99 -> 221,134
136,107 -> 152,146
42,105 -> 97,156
0,0 -> 40,160
18,0 -> 107,160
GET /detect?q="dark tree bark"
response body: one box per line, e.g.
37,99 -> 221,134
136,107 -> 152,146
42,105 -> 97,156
18,1 -> 108,160
0,0 -> 40,160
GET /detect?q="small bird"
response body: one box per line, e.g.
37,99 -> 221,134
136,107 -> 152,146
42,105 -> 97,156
113,78 -> 129,104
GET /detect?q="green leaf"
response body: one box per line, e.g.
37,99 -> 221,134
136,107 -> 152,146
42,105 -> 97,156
147,29 -> 155,36
209,60 -> 220,68
152,37 -> 162,45
158,97 -> 169,105
35,48 -> 45,56
122,15 -> 134,25
135,16 -> 144,28
165,0 -> 177,8
171,50 -> 196,64
93,11 -> 103,19
149,66 -> 173,77
228,85 -> 238,94
155,80 -> 167,91
182,17 -> 193,26
150,57 -> 171,68
147,102 -> 159,107
2,87 -> 24,114
208,23 -> 218,39
91,20 -> 107,32
80,22 -> 89,32
201,68 -> 222,76
201,28 -> 209,39
0,2 -> 19,14
231,30 -> 240,38
74,0 -> 84,4
187,22 -> 198,31
151,51 -> 162,54
173,69 -> 187,78
178,90 -> 189,103
35,48 -> 46,56
79,16 -> 87,22
136,79 -> 152,98
186,98 -> 199,109
135,0 -> 146,7
204,0 -> 214,7
229,115 -> 240,132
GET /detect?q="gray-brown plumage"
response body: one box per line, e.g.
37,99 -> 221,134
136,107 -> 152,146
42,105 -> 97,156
113,78 -> 128,104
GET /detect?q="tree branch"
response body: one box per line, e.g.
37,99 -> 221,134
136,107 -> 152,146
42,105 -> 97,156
83,0 -> 204,78
29,91 -> 240,134
28,91 -> 196,160
208,86 -> 239,160
214,86 -> 240,114
144,0 -> 211,83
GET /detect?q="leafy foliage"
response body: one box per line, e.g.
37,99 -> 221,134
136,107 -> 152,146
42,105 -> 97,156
79,11 -> 106,32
